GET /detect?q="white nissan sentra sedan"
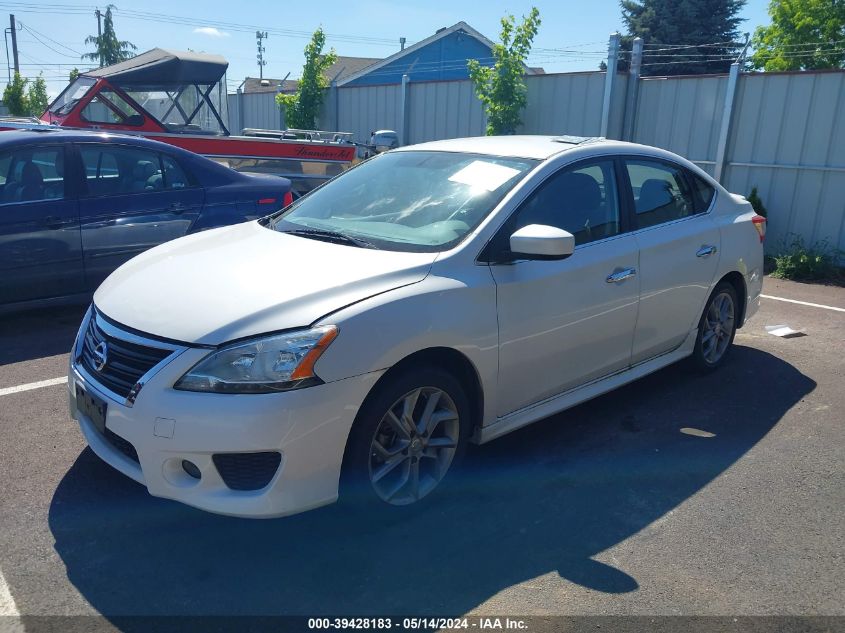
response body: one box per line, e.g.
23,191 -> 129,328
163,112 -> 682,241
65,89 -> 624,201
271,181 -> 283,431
68,135 -> 766,518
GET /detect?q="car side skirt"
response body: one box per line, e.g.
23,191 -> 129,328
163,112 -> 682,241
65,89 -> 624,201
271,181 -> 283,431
475,327 -> 699,444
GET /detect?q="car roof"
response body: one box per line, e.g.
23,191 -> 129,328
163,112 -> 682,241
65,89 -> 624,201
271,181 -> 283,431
0,128 -> 182,151
394,135 -> 608,160
392,135 -> 715,179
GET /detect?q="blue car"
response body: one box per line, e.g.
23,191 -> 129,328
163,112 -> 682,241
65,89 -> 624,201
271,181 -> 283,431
0,129 -> 291,312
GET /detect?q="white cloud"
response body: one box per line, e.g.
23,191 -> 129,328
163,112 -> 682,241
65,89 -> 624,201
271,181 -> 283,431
193,27 -> 230,38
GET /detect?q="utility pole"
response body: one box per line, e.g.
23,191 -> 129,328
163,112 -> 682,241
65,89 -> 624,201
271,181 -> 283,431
256,30 -> 268,80
95,8 -> 103,67
9,14 -> 18,76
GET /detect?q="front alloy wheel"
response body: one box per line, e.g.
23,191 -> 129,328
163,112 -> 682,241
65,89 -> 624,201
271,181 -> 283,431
368,387 -> 460,505
342,366 -> 470,510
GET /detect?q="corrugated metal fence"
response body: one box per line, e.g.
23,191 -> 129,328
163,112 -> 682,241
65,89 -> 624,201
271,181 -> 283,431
229,68 -> 845,254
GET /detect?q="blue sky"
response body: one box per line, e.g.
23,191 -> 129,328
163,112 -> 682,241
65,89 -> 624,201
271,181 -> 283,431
2,0 -> 771,96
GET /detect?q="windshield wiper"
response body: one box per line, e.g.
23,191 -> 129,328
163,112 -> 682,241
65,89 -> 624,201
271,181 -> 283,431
281,228 -> 378,249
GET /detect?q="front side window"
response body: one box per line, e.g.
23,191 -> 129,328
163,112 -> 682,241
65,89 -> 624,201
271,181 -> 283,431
80,145 -> 163,197
510,160 -> 621,246
270,151 -> 537,252
0,147 -> 65,204
626,160 -> 697,229
80,88 -> 144,126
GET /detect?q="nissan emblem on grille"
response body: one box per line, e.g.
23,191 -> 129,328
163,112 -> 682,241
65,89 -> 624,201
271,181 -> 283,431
92,341 -> 109,372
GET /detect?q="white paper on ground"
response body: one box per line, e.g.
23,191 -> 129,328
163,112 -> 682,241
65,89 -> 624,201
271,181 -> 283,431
765,324 -> 805,338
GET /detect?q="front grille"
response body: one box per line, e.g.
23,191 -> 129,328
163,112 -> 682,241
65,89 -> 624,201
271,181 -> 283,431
104,427 -> 139,463
78,314 -> 172,399
212,452 -> 282,491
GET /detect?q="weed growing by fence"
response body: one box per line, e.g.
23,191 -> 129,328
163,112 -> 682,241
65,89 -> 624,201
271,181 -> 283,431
772,235 -> 843,282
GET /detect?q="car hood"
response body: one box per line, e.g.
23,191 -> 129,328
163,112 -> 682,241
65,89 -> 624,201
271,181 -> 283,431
94,221 -> 438,345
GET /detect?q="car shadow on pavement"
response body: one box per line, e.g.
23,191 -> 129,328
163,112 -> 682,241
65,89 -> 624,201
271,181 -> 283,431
0,305 -> 88,365
48,345 -> 814,620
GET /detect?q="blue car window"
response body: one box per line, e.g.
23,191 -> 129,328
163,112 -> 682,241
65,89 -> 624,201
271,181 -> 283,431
0,147 -> 64,204
80,145 -> 164,196
161,155 -> 190,190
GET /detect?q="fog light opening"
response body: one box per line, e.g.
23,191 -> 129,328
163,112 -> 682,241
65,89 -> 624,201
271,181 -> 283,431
182,460 -> 201,480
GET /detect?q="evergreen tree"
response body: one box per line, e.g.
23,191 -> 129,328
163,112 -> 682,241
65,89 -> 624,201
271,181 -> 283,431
83,5 -> 136,67
620,0 -> 747,75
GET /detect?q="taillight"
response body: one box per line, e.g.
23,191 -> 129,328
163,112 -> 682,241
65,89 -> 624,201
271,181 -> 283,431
751,214 -> 766,243
282,191 -> 293,207
257,197 -> 277,205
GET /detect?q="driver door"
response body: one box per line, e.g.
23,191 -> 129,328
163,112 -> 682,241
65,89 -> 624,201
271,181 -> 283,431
489,159 -> 640,416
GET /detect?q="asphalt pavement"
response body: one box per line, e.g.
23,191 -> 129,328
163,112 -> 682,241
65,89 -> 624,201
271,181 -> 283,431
0,278 -> 842,629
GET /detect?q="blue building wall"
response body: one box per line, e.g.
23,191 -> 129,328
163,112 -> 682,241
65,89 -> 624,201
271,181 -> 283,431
345,30 -> 493,86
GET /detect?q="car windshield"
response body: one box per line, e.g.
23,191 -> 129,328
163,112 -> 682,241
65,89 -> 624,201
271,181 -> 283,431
268,151 -> 537,252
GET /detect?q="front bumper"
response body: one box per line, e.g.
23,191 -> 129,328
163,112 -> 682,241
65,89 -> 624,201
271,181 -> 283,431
68,315 -> 382,518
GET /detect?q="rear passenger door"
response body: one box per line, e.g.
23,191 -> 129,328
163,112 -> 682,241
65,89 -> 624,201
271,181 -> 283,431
0,144 -> 84,305
623,158 -> 721,364
77,143 -> 203,290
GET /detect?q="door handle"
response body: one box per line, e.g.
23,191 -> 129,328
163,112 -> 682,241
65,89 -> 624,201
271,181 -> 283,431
169,202 -> 186,214
606,267 -> 637,283
696,245 -> 718,258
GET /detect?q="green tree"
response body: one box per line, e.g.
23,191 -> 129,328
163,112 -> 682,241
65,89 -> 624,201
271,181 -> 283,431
2,72 -> 30,116
468,8 -> 541,135
277,27 -> 337,130
620,0 -> 747,75
83,5 -> 136,67
26,74 -> 49,117
751,0 -> 845,70
69,68 -> 80,82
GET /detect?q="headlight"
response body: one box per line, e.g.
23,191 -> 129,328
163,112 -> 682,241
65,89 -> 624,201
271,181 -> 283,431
174,325 -> 338,394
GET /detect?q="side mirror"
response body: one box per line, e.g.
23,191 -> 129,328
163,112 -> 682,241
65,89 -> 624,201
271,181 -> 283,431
509,224 -> 575,260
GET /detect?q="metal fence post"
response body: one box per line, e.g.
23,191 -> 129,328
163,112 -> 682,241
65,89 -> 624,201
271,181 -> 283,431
600,32 -> 621,138
332,79 -> 340,132
622,37 -> 643,141
400,74 -> 410,146
714,62 -> 741,183
237,87 -> 244,134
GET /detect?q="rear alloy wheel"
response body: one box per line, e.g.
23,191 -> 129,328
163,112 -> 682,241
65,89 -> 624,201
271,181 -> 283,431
342,367 -> 470,509
692,282 -> 738,370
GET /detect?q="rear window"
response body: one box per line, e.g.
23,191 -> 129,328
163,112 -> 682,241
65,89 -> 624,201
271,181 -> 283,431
689,172 -> 716,213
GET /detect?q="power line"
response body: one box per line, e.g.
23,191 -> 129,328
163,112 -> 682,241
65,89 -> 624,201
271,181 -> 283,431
18,22 -> 80,58
0,2 -> 406,47
642,40 -> 743,49
19,20 -> 81,55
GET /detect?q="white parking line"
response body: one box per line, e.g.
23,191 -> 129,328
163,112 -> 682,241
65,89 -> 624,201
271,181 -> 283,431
0,377 -> 66,398
0,569 -> 21,619
761,294 -> 845,313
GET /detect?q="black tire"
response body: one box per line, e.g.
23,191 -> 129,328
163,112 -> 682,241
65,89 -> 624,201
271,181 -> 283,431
690,281 -> 739,371
340,365 -> 472,513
